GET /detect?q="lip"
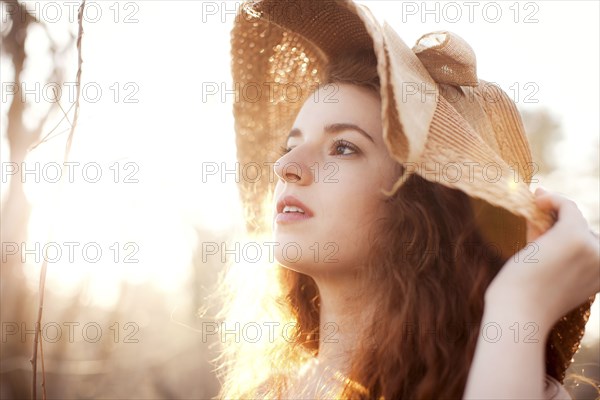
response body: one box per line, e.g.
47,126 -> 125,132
275,195 -> 314,224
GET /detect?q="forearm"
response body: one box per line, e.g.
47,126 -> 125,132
463,300 -> 551,399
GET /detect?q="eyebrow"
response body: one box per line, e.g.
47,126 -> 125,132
287,123 -> 375,143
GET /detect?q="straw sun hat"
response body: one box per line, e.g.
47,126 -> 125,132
230,0 -> 593,383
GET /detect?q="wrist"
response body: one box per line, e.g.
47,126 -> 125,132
482,291 -> 553,342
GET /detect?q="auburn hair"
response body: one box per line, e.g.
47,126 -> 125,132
214,51 -> 509,399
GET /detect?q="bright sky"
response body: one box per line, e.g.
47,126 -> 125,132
1,1 -> 598,342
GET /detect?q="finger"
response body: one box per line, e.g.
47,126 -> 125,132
525,189 -> 554,241
534,192 -> 587,230
526,218 -> 543,242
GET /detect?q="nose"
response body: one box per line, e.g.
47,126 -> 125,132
273,146 -> 315,186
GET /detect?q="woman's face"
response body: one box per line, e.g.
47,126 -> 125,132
272,83 -> 399,275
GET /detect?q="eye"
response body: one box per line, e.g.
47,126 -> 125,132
331,139 -> 359,156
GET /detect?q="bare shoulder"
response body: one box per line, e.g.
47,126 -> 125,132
544,375 -> 572,400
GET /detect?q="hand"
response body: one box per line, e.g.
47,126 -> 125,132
485,187 -> 600,335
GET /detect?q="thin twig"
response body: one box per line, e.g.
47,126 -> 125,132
31,1 -> 86,399
31,258 -> 47,400
29,104 -> 75,151
40,334 -> 46,399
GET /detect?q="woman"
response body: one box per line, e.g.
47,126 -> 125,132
214,0 -> 600,398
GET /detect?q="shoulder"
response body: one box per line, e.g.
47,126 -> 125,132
543,375 -> 572,400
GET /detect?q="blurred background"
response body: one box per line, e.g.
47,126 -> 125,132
1,1 -> 598,399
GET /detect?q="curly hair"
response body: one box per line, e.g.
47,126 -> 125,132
214,51 -> 510,399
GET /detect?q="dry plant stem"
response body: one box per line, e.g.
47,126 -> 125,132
29,95 -> 77,151
31,1 -> 86,399
39,334 -> 46,399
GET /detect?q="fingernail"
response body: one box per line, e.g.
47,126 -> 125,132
535,187 -> 547,195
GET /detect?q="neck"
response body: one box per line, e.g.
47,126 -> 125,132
311,270 -> 375,373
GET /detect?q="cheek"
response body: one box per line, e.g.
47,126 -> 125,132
342,169 -> 394,240
325,181 -> 386,245
349,169 -> 391,217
